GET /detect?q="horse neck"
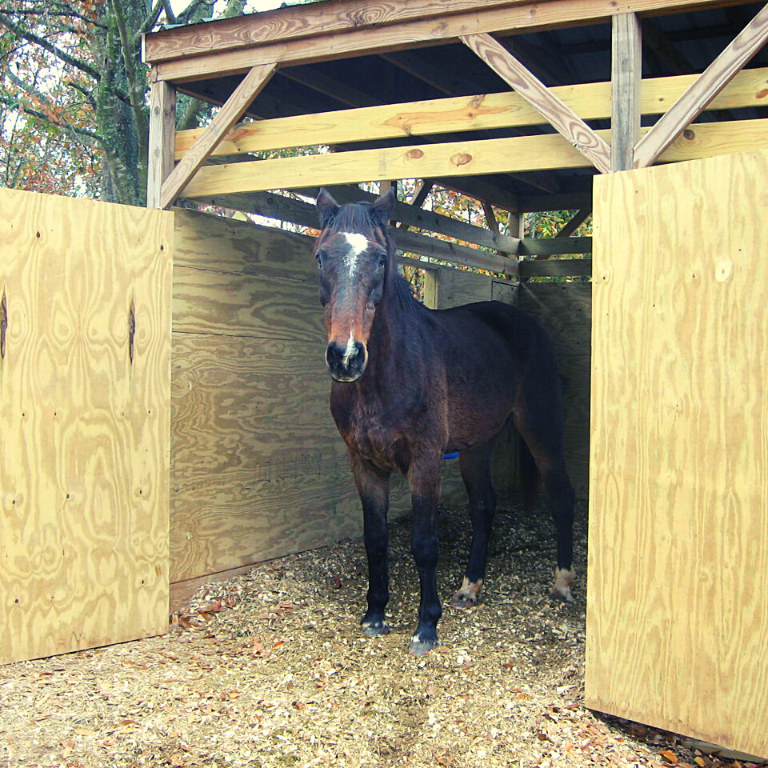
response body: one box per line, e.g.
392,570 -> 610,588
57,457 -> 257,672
362,269 -> 422,389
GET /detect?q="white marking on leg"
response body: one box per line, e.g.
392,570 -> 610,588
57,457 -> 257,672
551,567 -> 575,602
342,232 -> 369,276
342,330 -> 356,366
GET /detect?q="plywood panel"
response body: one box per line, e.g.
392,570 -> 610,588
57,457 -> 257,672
587,150 -> 768,757
0,189 -> 173,665
173,265 -> 325,341
519,282 -> 591,499
173,208 -> 317,282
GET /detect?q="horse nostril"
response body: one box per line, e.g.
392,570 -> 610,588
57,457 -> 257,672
326,340 -> 367,379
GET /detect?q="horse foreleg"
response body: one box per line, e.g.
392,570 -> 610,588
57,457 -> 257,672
408,460 -> 443,656
451,443 -> 496,609
350,455 -> 392,636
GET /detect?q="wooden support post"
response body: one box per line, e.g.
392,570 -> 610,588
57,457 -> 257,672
461,32 -> 612,174
634,2 -> 768,168
159,63 -> 277,210
611,13 -> 642,172
147,80 -> 176,209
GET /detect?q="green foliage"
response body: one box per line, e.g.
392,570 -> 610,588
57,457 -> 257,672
0,0 -> 248,205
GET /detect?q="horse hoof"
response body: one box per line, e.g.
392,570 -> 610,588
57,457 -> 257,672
449,595 -> 478,609
451,577 -> 482,609
549,586 -> 575,604
361,620 -> 390,637
409,634 -> 438,656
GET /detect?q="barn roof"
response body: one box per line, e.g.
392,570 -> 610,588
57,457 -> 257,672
142,0 -> 768,275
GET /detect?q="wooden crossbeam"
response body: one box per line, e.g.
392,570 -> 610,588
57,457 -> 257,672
147,0 -> 747,83
634,3 -> 768,169
611,13 -> 642,171
159,63 -> 276,210
181,119 -> 768,199
461,32 -> 612,174
175,67 -> 768,163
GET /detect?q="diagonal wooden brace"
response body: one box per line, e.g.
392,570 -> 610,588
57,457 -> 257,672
461,32 -> 612,174
159,62 -> 277,210
634,2 -> 768,169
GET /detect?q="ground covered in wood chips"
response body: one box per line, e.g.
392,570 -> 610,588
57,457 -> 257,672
1,500 -> 765,768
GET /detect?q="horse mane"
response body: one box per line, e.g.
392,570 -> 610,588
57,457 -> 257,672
326,201 -> 420,315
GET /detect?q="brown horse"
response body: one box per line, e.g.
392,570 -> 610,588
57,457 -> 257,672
314,187 -> 575,655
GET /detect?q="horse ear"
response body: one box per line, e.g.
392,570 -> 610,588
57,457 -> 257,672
316,188 -> 340,228
371,187 -> 396,228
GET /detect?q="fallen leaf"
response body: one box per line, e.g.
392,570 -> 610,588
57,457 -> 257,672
661,749 -> 679,764
694,759 -> 706,768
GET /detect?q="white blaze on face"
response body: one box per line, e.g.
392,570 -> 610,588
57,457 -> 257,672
342,330 -> 356,366
342,232 -> 369,276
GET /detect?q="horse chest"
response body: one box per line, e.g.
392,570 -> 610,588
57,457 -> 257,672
330,391 -> 410,470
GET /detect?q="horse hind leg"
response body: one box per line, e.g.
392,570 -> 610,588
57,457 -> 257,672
515,417 -> 576,602
451,443 -> 496,609
534,451 -> 576,602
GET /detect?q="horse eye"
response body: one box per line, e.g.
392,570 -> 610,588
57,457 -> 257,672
377,254 -> 387,269
315,251 -> 325,268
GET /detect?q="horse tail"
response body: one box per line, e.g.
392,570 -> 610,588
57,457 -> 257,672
519,436 -> 540,514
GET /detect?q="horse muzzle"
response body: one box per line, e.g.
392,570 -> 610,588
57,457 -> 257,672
326,339 -> 367,382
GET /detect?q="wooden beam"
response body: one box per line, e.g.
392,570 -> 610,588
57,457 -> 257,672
556,209 -> 592,237
159,63 -> 276,210
519,258 -> 592,278
634,3 -> 768,169
144,0 -> 522,64
461,32 -> 612,174
193,189 -> 521,255
611,13 -> 642,171
174,67 -> 768,160
519,236 -> 592,256
182,119 -> 768,199
147,81 -> 176,209
399,180 -> 434,230
149,0 -> 741,83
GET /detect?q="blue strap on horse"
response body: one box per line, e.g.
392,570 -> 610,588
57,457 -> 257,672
442,452 -> 460,460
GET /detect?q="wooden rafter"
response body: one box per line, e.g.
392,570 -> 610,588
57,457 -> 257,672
174,67 -> 768,161
634,2 -> 768,169
461,32 -> 611,173
611,14 -> 642,171
179,119 -> 768,199
147,0 -> 741,83
158,63 -> 276,210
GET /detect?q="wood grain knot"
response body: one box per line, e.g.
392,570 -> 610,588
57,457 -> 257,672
129,300 -> 136,365
0,290 -> 6,360
406,149 -> 425,160
757,88 -> 768,99
683,129 -> 695,140
451,152 -> 473,167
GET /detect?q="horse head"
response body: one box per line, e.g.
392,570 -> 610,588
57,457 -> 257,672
313,187 -> 396,382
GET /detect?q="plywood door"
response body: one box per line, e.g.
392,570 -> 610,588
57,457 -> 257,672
586,150 -> 768,757
0,190 -> 173,665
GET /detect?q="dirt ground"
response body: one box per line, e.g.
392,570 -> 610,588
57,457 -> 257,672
1,500 -> 764,768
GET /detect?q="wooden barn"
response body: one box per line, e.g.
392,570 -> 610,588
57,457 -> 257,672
1,0 -> 766,758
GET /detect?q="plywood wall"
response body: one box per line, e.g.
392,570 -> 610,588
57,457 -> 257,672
587,150 -> 768,758
0,190 -> 173,665
518,281 -> 592,499
171,210 -> 517,584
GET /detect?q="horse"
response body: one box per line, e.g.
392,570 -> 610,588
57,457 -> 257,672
313,187 -> 575,655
